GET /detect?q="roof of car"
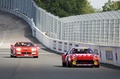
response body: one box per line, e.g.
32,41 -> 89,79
16,42 -> 32,43
71,47 -> 90,49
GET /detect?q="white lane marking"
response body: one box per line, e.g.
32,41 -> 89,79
0,27 -> 6,46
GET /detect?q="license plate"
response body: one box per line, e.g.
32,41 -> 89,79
24,54 -> 28,56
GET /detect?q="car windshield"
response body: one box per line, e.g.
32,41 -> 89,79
15,42 -> 34,47
71,48 -> 94,54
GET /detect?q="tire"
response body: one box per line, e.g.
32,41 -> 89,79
10,49 -> 16,58
66,61 -> 71,67
62,62 -> 66,67
94,65 -> 100,68
95,65 -> 100,68
10,49 -> 13,57
13,56 -> 17,58
10,55 -> 13,57
10,54 -> 16,58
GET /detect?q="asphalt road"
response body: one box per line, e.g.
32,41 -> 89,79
0,11 -> 120,79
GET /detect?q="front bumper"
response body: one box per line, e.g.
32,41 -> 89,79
71,60 -> 99,66
14,52 -> 38,57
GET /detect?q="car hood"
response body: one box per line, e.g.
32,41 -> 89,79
75,54 -> 94,60
15,46 -> 36,52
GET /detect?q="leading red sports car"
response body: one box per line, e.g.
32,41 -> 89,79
62,47 -> 100,67
10,42 -> 40,58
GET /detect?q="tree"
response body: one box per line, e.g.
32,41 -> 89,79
34,0 -> 95,17
94,8 -> 102,13
102,0 -> 120,12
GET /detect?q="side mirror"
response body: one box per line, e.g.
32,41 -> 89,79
35,44 -> 40,49
96,53 -> 99,55
11,44 -> 14,48
36,44 -> 40,47
11,44 -> 13,47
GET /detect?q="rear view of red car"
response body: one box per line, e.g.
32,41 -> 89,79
62,47 -> 100,67
10,42 -> 40,58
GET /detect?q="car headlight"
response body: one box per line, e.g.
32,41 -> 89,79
17,52 -> 21,54
32,52 -> 36,54
94,61 -> 98,65
31,48 -> 36,51
16,48 -> 21,51
72,61 -> 76,65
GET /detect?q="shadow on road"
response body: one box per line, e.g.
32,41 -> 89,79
101,63 -> 120,70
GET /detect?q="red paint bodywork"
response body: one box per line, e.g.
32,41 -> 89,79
10,42 -> 40,58
62,47 -> 100,67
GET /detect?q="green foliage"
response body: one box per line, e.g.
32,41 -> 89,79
102,0 -> 120,12
34,0 -> 95,17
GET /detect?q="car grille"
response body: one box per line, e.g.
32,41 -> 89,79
22,52 -> 31,54
76,60 -> 94,64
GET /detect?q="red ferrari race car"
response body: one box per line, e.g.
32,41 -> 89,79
10,42 -> 40,58
62,47 -> 100,67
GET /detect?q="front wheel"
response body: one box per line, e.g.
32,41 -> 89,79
62,62 -> 66,67
10,55 -> 17,58
94,65 -> 100,68
10,55 -> 14,57
66,61 -> 71,67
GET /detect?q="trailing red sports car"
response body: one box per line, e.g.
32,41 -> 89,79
62,47 -> 100,67
10,42 -> 40,58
